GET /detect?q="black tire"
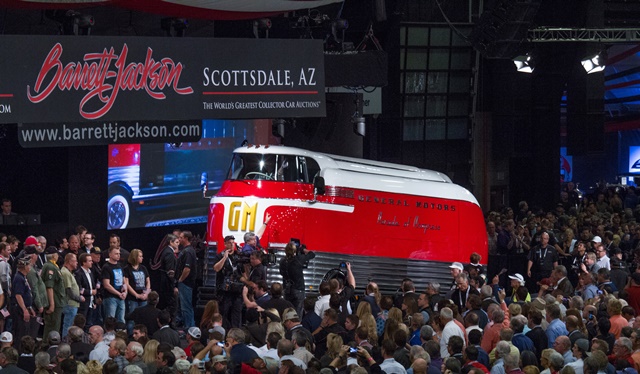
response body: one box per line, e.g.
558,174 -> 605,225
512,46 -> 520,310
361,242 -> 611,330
107,193 -> 131,229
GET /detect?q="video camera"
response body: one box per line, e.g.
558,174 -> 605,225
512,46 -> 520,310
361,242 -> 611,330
234,248 -> 277,268
291,238 -> 310,268
235,251 -> 252,266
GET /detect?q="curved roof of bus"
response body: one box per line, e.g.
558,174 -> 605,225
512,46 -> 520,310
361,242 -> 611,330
234,145 -> 452,183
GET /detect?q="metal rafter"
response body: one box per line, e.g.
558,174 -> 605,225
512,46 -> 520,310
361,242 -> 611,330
528,28 -> 640,42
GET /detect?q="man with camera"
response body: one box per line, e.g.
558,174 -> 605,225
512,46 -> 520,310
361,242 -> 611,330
213,235 -> 244,328
280,240 -> 316,316
239,251 -> 266,286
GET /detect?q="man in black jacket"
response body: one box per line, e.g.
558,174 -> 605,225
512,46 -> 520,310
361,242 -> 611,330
75,253 -> 97,327
213,235 -> 244,328
526,309 -> 547,361
312,308 -> 346,359
152,310 -> 181,347
126,291 -> 161,337
262,283 -> 294,317
279,241 -> 315,315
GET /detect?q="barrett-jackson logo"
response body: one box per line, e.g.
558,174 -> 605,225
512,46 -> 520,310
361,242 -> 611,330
27,43 -> 194,120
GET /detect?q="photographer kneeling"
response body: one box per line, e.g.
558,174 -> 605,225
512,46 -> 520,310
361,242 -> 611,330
213,235 -> 245,328
280,241 -> 316,316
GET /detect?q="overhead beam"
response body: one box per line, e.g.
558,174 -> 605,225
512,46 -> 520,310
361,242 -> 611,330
529,27 -> 640,42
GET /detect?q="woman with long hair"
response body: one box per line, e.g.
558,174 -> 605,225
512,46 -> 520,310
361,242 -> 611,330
430,313 -> 443,342
356,301 -> 372,321
143,339 -> 160,374
560,228 -> 576,258
388,307 -> 403,326
151,234 -> 180,312
381,318 -> 400,345
402,295 -> 419,324
266,320 -> 285,339
320,333 -> 344,368
80,360 -> 103,374
539,348 -> 554,374
125,249 -> 151,334
362,282 -> 382,317
360,314 -> 378,346
200,300 -> 221,332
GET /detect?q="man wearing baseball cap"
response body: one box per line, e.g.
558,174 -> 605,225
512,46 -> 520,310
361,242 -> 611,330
448,262 -> 464,296
210,355 -> 228,374
41,246 -> 65,340
0,331 -> 12,348
23,236 -> 39,251
591,235 -> 602,252
508,273 -> 530,303
24,245 -> 47,336
185,327 -> 201,358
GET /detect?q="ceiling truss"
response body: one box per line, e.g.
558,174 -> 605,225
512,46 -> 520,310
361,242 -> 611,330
529,28 -> 640,43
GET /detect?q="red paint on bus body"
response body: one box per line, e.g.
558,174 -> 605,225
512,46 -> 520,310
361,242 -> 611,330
207,179 -> 487,264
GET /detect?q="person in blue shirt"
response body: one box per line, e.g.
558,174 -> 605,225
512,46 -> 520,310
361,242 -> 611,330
545,303 -> 569,348
511,316 -> 535,356
409,313 -> 424,346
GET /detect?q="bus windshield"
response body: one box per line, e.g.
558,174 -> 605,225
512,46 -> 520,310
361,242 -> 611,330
227,153 -> 300,182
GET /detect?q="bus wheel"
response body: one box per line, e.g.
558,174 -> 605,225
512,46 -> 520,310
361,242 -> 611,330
107,193 -> 130,229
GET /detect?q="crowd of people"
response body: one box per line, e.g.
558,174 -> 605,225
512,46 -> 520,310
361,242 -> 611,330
0,182 -> 640,374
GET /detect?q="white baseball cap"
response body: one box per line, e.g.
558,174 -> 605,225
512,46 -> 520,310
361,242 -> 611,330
0,332 -> 12,343
188,327 -> 201,339
508,273 -> 525,286
592,236 -> 602,243
449,262 -> 464,271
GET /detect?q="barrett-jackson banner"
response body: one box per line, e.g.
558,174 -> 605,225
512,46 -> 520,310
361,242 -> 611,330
18,121 -> 203,148
0,35 -> 326,124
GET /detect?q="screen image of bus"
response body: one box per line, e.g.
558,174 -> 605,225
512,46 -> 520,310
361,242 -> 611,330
107,119 -> 258,230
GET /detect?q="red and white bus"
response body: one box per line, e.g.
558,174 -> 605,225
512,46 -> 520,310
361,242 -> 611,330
205,145 -> 487,292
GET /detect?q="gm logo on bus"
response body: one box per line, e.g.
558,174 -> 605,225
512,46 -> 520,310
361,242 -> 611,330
228,201 -> 257,232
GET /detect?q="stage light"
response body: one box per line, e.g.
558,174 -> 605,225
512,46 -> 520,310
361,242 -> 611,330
46,10 -> 94,35
351,93 -> 365,136
512,54 -> 535,73
272,119 -> 286,138
581,52 -> 606,74
332,19 -> 349,44
253,18 -> 272,39
161,18 -> 188,37
352,115 -> 366,136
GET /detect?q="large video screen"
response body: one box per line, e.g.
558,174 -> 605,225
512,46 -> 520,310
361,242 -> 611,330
107,119 -> 258,230
606,45 -> 640,128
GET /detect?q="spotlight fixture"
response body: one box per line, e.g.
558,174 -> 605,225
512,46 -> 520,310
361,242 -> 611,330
351,93 -> 365,136
332,19 -> 349,44
581,52 -> 606,74
512,54 -> 535,73
272,119 -> 287,138
46,10 -> 94,35
352,115 -> 366,136
253,18 -> 272,39
161,18 -> 188,37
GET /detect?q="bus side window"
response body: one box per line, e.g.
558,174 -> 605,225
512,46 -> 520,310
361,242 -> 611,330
296,157 -> 304,182
302,157 -> 321,184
